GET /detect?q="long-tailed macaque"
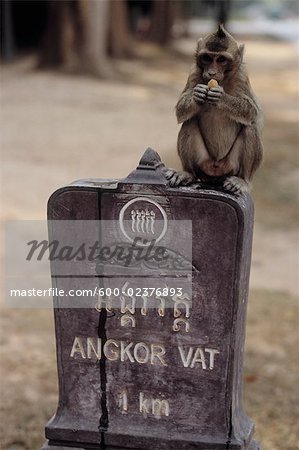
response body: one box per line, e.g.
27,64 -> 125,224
166,25 -> 263,194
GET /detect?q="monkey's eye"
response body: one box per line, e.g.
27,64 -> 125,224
217,55 -> 227,64
200,54 -> 213,64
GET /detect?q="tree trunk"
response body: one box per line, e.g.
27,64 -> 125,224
82,0 -> 113,77
38,0 -> 112,77
149,0 -> 175,45
108,0 -> 134,58
39,0 -> 87,69
1,0 -> 16,60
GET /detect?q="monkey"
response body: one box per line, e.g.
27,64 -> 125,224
166,25 -> 263,194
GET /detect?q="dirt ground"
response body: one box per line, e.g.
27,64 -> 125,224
0,37 -> 298,449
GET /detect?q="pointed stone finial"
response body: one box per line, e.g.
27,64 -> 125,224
137,148 -> 162,169
122,148 -> 167,185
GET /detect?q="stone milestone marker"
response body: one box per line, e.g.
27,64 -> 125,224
42,149 -> 259,450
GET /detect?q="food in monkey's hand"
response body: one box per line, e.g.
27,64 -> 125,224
208,79 -> 219,89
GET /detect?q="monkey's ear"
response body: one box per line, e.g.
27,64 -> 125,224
238,44 -> 245,61
195,38 -> 203,55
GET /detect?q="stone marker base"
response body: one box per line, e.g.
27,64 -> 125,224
42,150 -> 261,450
42,445 -> 145,450
42,440 -> 260,450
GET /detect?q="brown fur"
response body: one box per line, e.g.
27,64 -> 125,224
175,25 -> 263,193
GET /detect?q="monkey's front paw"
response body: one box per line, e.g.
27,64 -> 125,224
193,84 -> 208,104
165,169 -> 194,187
191,179 -> 204,189
223,176 -> 250,195
207,86 -> 224,104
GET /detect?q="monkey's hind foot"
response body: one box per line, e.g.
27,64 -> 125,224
223,176 -> 250,195
165,169 -> 194,187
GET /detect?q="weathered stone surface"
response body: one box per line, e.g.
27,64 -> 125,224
43,149 -> 259,449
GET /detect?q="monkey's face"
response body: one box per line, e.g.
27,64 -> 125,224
197,51 -> 234,84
